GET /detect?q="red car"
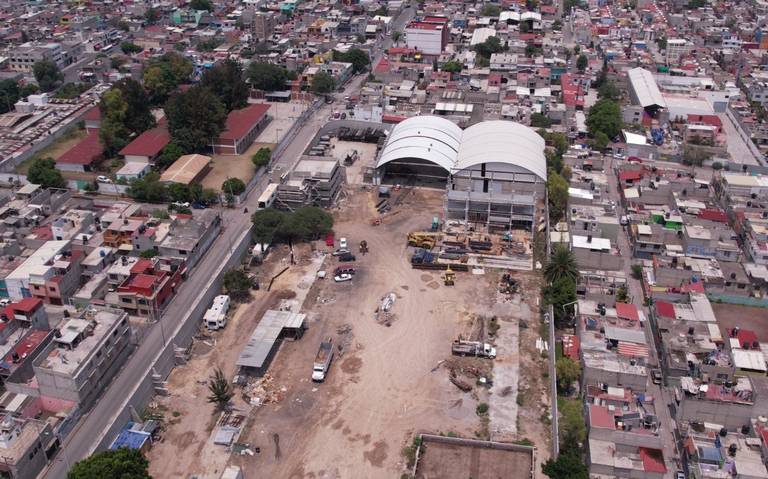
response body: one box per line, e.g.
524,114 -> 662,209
325,232 -> 335,247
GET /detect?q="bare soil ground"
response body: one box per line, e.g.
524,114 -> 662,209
15,128 -> 87,174
201,141 -> 276,191
146,186 -> 544,479
415,441 -> 533,479
712,303 -> 768,341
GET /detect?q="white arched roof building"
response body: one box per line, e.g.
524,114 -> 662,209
376,116 -> 546,181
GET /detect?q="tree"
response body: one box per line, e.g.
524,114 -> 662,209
190,0 -> 213,11
543,276 -> 577,328
598,80 -> 620,101
55,83 -> 90,100
576,54 -> 588,72
682,145 -> 711,166
68,448 -> 150,479
656,36 -> 667,50
127,172 -> 168,203
285,207 -> 334,239
531,112 -> 552,128
311,71 -> 335,95
542,452 -> 588,479
20,83 -> 39,97
118,19 -> 130,31
631,264 -> 643,280
222,178 -> 246,196
167,183 -> 192,202
586,99 -> 621,140
206,368 -> 234,411
252,147 -> 271,169
200,59 -> 249,111
558,397 -> 587,448
556,357 -> 581,394
545,245 -> 579,284
335,48 -> 371,74
99,88 -> 130,156
140,250 -> 159,258
27,157 -> 66,189
616,285 -> 628,302
481,4 -> 501,16
114,79 -> 154,134
442,60 -> 463,73
165,86 -> 227,153
552,19 -> 562,30
120,41 -> 143,54
157,143 -> 184,169
547,170 -> 569,222
223,269 -> 251,301
592,131 -> 610,151
144,52 -> 194,104
0,79 -> 20,113
252,208 -> 288,243
33,59 -> 63,92
474,36 -> 503,58
247,62 -> 289,91
144,7 -> 160,24
391,30 -> 403,45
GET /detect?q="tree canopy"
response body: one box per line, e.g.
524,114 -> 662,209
586,98 -> 621,140
127,171 -> 168,203
222,270 -> 251,302
576,54 -> 588,72
556,357 -> 581,394
545,245 -> 579,284
531,112 -> 552,128
190,0 -> 213,11
334,48 -> 371,73
251,206 -> 333,244
311,71 -> 335,94
28,157 -> 66,189
474,36 -> 503,58
544,276 -> 577,328
99,79 -> 154,156
247,62 -> 290,92
143,52 -> 193,104
542,451 -> 588,479
547,170 -> 569,222
120,41 -> 143,54
222,177 -> 246,196
441,60 -> 463,73
67,448 -> 150,479
481,4 -> 501,16
156,143 -> 184,169
597,80 -> 620,101
165,85 -> 227,153
0,79 -> 20,114
33,59 -> 63,92
252,147 -> 271,169
207,367 -> 234,410
200,59 -> 249,112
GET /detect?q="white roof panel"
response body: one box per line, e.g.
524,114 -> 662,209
628,67 -> 666,109
454,121 -> 546,180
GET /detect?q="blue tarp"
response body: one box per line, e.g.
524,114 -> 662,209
110,428 -> 150,450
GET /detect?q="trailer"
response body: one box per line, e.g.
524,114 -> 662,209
451,340 -> 497,358
312,338 -> 334,382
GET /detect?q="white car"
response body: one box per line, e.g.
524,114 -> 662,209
334,273 -> 353,282
172,201 -> 190,209
332,248 -> 350,256
96,175 -> 112,183
339,237 -> 348,249
0,299 -> 10,307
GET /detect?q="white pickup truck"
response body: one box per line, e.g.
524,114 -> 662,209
312,338 -> 334,382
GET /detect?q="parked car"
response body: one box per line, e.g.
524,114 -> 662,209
338,253 -> 356,262
172,201 -> 190,209
339,237 -> 348,249
97,175 -> 112,183
0,299 -> 10,307
334,273 -> 353,282
191,202 -> 208,209
332,248 -> 350,256
651,369 -> 662,385
620,215 -> 629,226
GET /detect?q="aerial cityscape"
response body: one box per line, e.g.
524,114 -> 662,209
0,0 -> 763,478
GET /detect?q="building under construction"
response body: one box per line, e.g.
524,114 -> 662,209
275,157 -> 345,210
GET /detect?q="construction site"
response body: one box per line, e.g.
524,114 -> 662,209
137,183 -> 548,479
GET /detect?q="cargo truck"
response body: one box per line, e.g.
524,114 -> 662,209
451,340 -> 497,358
312,338 -> 334,382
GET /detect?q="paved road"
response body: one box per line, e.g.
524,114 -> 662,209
62,53 -> 98,84
40,8 -> 414,479
606,157 -> 679,478
719,111 -> 762,167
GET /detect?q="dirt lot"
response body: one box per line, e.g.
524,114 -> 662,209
712,303 -> 768,341
15,127 -> 87,174
147,186 -> 542,479
415,440 -> 533,479
201,141 -> 276,191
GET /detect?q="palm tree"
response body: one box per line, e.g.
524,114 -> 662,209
544,245 -> 579,284
207,368 -> 233,411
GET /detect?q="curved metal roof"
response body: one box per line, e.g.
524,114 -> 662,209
377,116 -> 462,172
376,116 -> 546,180
454,121 -> 546,180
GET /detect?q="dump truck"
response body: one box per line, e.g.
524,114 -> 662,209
407,232 -> 440,249
312,338 -> 334,382
451,340 -> 497,359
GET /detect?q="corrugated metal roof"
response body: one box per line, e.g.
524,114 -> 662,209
236,310 -> 306,369
628,67 -> 667,109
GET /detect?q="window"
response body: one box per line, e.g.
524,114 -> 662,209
738,283 -> 746,289
121,298 -> 131,304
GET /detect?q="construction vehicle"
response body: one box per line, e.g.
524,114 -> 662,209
312,338 -> 334,382
407,232 -> 440,249
359,240 -> 368,254
431,216 -> 440,231
451,339 -> 497,359
443,266 -> 455,286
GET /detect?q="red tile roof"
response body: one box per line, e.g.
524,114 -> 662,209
588,405 -> 615,429
699,208 -> 728,223
218,104 -> 271,141
655,301 -> 675,319
375,56 -> 391,73
639,448 -> 667,474
619,170 -> 643,182
615,302 -> 640,321
130,259 -> 154,274
57,130 -> 103,165
118,125 -> 170,158
82,106 -> 101,121
11,298 -> 43,314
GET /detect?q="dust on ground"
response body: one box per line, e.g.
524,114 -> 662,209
712,303 -> 768,341
415,440 -> 533,479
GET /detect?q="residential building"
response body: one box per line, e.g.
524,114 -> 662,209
405,16 -> 449,55
112,258 -> 183,317
0,415 -> 54,479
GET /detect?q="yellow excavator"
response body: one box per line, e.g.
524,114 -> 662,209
407,232 -> 440,249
